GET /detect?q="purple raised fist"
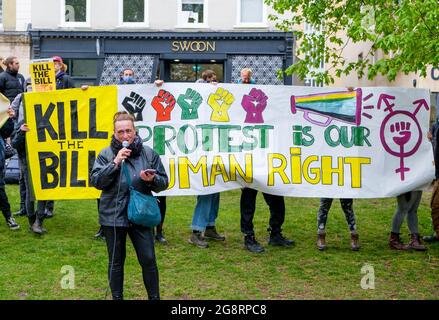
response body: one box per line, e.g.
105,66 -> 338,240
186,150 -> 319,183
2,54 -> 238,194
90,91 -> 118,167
241,88 -> 268,123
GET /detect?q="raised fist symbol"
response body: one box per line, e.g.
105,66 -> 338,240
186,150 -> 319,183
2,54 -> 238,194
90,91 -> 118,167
207,87 -> 235,122
122,91 -> 146,121
151,89 -> 176,122
391,121 -> 412,146
241,88 -> 268,123
177,88 -> 202,120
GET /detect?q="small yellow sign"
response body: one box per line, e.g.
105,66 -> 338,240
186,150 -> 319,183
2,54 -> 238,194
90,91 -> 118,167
30,59 -> 56,92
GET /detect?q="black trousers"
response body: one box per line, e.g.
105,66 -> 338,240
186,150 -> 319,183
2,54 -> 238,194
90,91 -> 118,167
0,164 -> 11,220
102,225 -> 160,300
156,196 -> 166,224
240,188 -> 285,236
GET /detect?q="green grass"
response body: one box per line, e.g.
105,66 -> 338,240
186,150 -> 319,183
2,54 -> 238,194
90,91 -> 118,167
0,185 -> 438,300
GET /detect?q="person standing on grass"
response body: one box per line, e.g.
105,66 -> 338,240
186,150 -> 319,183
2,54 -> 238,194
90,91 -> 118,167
91,111 -> 168,300
424,121 -> 439,243
389,190 -> 427,251
188,70 -> 226,249
237,68 -> 294,253
316,198 -> 360,251
0,56 -> 25,231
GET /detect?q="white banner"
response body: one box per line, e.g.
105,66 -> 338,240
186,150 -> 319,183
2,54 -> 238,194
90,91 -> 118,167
117,83 -> 434,198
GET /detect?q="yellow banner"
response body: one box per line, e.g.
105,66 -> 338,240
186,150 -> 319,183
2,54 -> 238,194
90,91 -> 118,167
23,86 -> 117,200
30,60 -> 56,92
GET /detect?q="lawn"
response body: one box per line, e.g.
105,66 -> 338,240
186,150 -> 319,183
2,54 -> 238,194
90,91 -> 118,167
0,185 -> 438,300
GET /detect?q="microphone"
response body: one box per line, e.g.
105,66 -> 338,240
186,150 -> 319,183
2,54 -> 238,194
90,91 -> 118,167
121,141 -> 129,164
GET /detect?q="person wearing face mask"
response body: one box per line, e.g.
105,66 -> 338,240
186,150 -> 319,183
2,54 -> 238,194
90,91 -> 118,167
119,68 -> 136,85
91,111 -> 168,300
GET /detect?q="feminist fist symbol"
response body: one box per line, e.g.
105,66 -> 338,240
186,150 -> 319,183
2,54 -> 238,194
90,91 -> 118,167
207,87 -> 235,122
177,88 -> 202,120
241,88 -> 268,123
151,89 -> 176,122
391,121 -> 411,146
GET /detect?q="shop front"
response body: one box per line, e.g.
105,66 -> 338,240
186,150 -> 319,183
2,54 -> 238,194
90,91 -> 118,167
29,30 -> 293,86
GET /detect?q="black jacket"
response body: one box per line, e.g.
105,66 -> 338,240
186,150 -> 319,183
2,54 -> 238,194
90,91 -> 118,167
91,145 -> 169,227
0,70 -> 25,102
56,72 -> 75,89
0,118 -> 14,166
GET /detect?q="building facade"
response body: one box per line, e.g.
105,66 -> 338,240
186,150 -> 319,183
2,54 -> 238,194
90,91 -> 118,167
0,0 -> 31,78
29,0 -> 293,86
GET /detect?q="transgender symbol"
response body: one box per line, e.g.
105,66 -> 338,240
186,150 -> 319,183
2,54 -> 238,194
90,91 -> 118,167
379,95 -> 429,181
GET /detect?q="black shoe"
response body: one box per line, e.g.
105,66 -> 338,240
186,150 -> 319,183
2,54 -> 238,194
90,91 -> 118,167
13,210 -> 27,217
155,232 -> 168,244
44,209 -> 54,218
94,228 -> 105,241
244,235 -> 264,253
269,233 -> 294,247
422,234 -> 439,243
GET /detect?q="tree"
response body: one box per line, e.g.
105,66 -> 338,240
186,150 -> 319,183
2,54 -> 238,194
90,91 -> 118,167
265,0 -> 439,85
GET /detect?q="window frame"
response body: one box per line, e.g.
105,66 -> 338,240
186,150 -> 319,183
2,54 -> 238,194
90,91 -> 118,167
176,0 -> 209,29
118,0 -> 149,28
235,0 -> 268,28
0,0 -> 4,30
60,0 -> 91,27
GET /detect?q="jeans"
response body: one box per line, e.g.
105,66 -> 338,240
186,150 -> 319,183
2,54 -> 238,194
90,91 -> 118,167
102,225 -> 160,300
392,191 -> 422,234
317,198 -> 357,234
240,188 -> 285,236
191,193 -> 220,232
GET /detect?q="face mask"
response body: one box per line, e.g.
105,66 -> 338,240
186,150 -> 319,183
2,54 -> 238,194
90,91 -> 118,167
123,76 -> 133,83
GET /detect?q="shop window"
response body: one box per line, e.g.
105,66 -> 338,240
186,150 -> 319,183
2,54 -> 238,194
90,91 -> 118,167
62,0 -> 90,26
63,59 -> 98,86
237,0 -> 266,25
120,0 -> 148,26
168,62 -> 223,83
178,0 -> 208,27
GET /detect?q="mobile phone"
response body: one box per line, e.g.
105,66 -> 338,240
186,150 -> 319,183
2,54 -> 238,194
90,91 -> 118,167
144,169 -> 156,174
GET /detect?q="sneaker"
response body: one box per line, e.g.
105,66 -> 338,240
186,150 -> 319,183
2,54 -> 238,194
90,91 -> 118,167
188,232 -> 208,248
155,232 -> 168,244
6,217 -> 20,230
203,227 -> 225,241
244,235 -> 264,253
269,233 -> 294,247
423,234 -> 439,243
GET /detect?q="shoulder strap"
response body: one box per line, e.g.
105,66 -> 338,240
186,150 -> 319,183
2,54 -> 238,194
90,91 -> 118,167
122,162 -> 133,188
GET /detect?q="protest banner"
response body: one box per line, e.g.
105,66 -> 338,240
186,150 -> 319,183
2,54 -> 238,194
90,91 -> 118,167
0,92 -> 10,128
23,86 -> 116,200
29,59 -> 56,92
118,84 -> 434,198
24,83 -> 434,200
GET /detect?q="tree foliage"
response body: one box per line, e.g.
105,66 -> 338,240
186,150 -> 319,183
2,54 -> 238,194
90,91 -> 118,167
265,0 -> 439,85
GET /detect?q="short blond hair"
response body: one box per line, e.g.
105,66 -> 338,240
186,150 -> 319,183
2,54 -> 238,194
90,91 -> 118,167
240,68 -> 252,76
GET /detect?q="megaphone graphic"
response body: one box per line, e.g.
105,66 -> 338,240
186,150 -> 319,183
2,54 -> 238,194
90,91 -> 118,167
291,89 -> 363,127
